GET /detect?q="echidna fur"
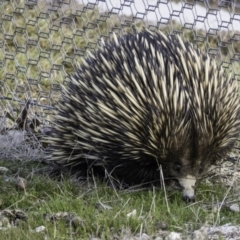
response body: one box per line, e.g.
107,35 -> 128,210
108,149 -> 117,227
46,30 -> 240,201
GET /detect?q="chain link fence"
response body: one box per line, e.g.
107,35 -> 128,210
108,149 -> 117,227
0,0 -> 239,160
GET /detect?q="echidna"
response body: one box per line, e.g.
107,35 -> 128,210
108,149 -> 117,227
47,30 -> 240,202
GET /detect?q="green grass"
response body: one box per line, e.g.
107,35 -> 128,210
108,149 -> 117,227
0,159 -> 240,239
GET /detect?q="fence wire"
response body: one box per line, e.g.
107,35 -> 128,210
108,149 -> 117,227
0,0 -> 239,159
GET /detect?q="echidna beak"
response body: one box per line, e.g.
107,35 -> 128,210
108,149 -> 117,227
182,194 -> 195,202
178,175 -> 196,202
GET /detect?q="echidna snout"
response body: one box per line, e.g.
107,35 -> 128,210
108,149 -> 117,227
178,176 -> 196,202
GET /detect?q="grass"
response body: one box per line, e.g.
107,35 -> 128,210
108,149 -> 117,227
0,159 -> 240,239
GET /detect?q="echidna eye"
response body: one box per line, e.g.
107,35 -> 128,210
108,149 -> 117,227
173,163 -> 182,172
198,166 -> 204,174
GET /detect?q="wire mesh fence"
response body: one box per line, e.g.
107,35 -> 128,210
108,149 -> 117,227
0,0 -> 239,160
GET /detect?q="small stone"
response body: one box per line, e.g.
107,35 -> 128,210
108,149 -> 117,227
0,217 -> 10,227
140,233 -> 150,240
155,221 -> 167,230
126,209 -> 136,218
70,216 -> 83,229
95,202 -> 112,210
35,225 -> 46,233
166,232 -> 182,240
112,234 -> 120,240
15,177 -> 27,190
0,167 -> 9,173
156,230 -> 169,239
154,237 -> 164,240
192,230 -> 205,240
229,203 -> 239,213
